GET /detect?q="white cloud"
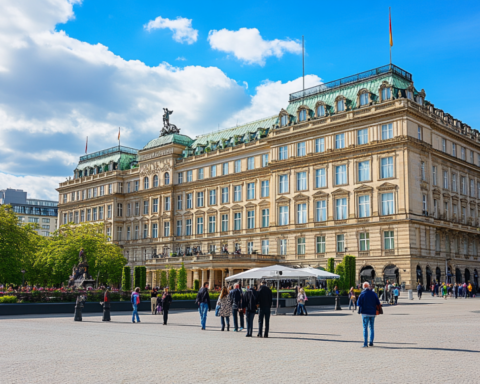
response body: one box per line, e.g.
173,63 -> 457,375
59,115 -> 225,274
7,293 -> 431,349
208,28 -> 302,65
222,75 -> 322,127
176,56 -> 187,61
144,16 -> 198,44
0,172 -> 63,201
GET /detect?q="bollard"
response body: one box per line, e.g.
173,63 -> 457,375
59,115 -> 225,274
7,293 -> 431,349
408,289 -> 413,300
335,296 -> 342,310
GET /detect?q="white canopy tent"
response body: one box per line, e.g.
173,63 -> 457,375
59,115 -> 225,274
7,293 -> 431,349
297,267 -> 340,280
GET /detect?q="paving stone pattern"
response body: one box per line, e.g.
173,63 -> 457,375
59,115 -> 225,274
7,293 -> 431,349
1,296 -> 479,383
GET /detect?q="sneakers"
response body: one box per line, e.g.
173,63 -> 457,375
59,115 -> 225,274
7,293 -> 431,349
234,329 -> 238,332
369,343 -> 374,347
362,345 -> 368,348
239,327 -> 244,331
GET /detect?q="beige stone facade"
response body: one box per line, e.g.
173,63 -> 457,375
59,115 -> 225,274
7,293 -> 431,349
57,65 -> 480,289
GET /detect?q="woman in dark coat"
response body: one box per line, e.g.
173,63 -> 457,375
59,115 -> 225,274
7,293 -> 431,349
161,288 -> 173,325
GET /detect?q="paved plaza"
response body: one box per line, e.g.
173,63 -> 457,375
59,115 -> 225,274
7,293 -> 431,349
1,296 -> 479,383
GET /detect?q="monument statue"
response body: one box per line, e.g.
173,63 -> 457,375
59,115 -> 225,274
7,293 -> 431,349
71,248 -> 95,289
161,108 -> 180,136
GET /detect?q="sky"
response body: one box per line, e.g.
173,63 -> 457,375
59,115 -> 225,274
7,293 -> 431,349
1,0 -> 480,200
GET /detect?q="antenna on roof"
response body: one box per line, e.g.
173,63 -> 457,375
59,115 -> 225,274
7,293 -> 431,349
302,36 -> 305,96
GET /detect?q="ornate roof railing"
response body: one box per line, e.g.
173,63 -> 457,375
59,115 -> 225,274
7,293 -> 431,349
79,145 -> 138,162
289,64 -> 412,102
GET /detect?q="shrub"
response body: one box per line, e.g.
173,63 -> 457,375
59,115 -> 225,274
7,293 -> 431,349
160,271 -> 168,288
177,263 -> 187,291
133,266 -> 141,289
304,289 -> 326,297
168,268 -> 177,291
344,255 -> 356,288
0,295 -> 17,303
281,293 -> 290,298
122,266 -> 131,291
194,279 -> 199,290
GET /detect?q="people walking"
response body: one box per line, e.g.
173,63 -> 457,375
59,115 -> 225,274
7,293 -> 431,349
217,286 -> 232,331
101,287 -> 111,321
229,283 -> 244,332
393,286 -> 399,305
417,283 -> 423,300
454,283 -> 459,299
257,281 -> 272,338
161,288 -> 172,325
297,288 -> 307,315
468,283 -> 473,298
151,288 -> 158,315
357,282 -> 380,348
131,287 -> 141,323
243,285 -> 258,337
349,287 -> 357,311
195,282 -> 211,330
463,283 -> 467,298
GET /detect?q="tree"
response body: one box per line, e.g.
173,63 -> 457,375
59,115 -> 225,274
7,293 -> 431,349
335,261 -> 347,290
168,268 -> 177,291
327,258 -> 335,291
133,266 -> 143,289
177,263 -> 187,291
160,270 -> 167,288
140,266 -> 146,289
344,255 -> 356,288
194,279 -> 200,290
122,266 -> 131,291
0,205 -> 41,285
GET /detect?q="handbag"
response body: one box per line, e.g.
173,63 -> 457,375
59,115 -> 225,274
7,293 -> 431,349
376,303 -> 383,315
215,304 -> 221,317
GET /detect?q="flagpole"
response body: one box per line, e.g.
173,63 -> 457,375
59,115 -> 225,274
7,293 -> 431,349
302,35 -> 305,96
389,7 -> 392,65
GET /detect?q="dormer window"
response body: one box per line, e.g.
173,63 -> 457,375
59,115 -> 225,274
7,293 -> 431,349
280,114 -> 289,127
317,104 -> 325,117
298,109 -> 307,122
360,92 -> 369,106
416,96 -> 424,105
406,90 -> 413,100
337,99 -> 345,112
382,87 -> 391,101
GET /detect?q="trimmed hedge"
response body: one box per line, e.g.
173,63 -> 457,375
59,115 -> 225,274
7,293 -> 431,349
122,266 -> 131,291
0,295 -> 17,303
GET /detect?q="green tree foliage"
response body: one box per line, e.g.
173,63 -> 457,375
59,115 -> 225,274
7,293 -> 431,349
0,205 -> 41,285
344,255 -> 356,288
177,263 -> 187,291
168,268 -> 177,291
122,266 -> 131,291
327,258 -> 335,291
35,223 -> 127,287
160,270 -> 167,288
133,266 -> 141,289
140,266 -> 146,289
334,261 -> 347,290
194,279 -> 200,290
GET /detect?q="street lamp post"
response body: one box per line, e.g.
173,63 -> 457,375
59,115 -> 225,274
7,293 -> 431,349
21,269 -> 26,286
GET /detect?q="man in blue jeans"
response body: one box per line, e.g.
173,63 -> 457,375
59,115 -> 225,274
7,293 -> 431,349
131,287 -> 141,323
357,282 -> 380,348
195,282 -> 211,330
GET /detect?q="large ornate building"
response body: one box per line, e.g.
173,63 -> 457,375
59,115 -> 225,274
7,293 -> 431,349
57,64 -> 480,289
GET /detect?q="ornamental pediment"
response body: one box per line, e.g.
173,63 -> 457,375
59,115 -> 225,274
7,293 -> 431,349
219,206 -> 230,212
354,184 -> 373,193
276,196 -> 290,203
377,182 -> 398,191
245,202 -> 256,208
231,204 -> 243,210
331,188 -> 350,196
207,208 -> 217,214
194,210 -> 205,215
258,199 -> 270,207
293,193 -> 309,201
312,190 -> 329,198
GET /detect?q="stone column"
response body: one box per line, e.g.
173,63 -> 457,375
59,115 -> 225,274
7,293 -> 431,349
221,269 -> 225,288
201,269 -> 206,286
208,268 -> 214,290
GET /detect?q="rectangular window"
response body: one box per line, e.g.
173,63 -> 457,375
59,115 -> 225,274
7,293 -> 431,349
223,162 -> 229,175
247,210 -> 255,229
382,87 -> 391,100
382,123 -> 393,140
418,126 -> 422,140
197,192 -> 204,207
279,175 -> 289,193
444,202 -> 449,220
432,166 -> 437,185
336,234 -> 345,252
316,236 -> 325,253
107,205 -> 112,219
108,184 -> 113,194
247,183 -> 255,200
434,199 -> 438,218
335,165 -> 347,185
358,161 -> 370,182
442,138 -> 446,152
313,168 -> 326,189
208,216 -> 216,233
360,232 -> 370,251
279,146 -> 288,160
126,226 -> 131,240
315,138 -> 325,153
100,186 -> 104,196
92,208 -> 97,221
462,206 -> 466,223
358,129 -> 368,145
296,172 -> 307,191
163,222 -> 170,237
335,198 -> 347,220
247,242 -> 253,254
261,180 -> 269,197
87,189 -> 92,199
176,196 -> 181,210
461,147 -> 466,160
234,212 -> 241,230
79,210 -> 84,223
316,200 -> 326,221
477,182 -> 480,199
381,193 -> 394,215
297,237 -> 306,255
210,165 -> 217,178
470,151 -> 474,164
134,225 -> 138,240
279,206 -> 289,226
359,195 -> 370,218
165,197 -> 171,211
142,224 -> 147,239
335,133 -> 345,149
178,172 -> 184,184
422,195 -> 428,215
196,217 -> 204,234
452,143 -> 456,157
153,223 -> 158,238
221,187 -> 229,203
127,182 -> 131,193
234,186 -> 242,202
106,227 -> 111,240
186,193 -> 192,209
235,160 -> 241,173
187,170 -> 192,182
143,201 -> 149,215
452,174 -> 457,192
198,168 -> 204,180
209,190 -> 216,205
247,157 -> 255,170
297,203 -> 307,224
117,203 -> 122,217
261,240 -> 269,254
176,221 -> 182,237
280,239 -> 287,255
381,157 -> 394,178
461,176 -> 466,194
99,207 -> 104,220
262,209 -> 269,228
134,181 -> 139,191
117,227 -> 122,241
262,154 -> 269,167
384,231 -> 395,249
421,162 -> 426,181
297,142 -> 306,157
93,188 -> 97,198
221,214 -> 228,232
186,219 -> 192,235
443,171 -> 449,189
470,179 -> 475,197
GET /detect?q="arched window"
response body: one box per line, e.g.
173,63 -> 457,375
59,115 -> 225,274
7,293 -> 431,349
280,115 -> 288,127
359,92 -> 369,106
153,175 -> 159,188
165,172 -> 170,185
317,104 -> 325,117
298,109 -> 307,122
337,99 -> 345,112
144,177 -> 149,190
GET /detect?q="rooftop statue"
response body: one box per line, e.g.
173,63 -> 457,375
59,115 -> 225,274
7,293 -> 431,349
161,108 -> 180,136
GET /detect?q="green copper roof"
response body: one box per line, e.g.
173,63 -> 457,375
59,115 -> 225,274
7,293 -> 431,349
76,153 -> 136,171
143,134 -> 194,150
285,73 -> 413,118
190,115 -> 278,148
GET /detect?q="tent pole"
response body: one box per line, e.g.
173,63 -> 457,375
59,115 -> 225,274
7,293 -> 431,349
277,280 -> 279,313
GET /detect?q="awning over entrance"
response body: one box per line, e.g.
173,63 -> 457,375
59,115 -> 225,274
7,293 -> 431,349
360,268 -> 374,277
384,266 -> 397,277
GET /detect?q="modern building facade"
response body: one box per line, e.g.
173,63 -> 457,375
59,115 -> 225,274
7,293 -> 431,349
0,188 -> 58,236
57,64 -> 480,289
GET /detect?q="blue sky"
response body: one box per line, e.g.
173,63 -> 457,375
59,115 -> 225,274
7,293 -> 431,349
0,0 -> 479,199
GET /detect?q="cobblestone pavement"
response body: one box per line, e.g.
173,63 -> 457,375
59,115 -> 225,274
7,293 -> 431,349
1,295 -> 479,383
